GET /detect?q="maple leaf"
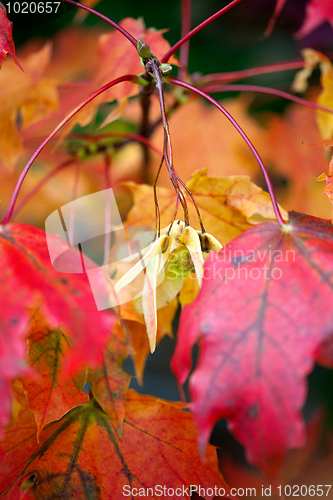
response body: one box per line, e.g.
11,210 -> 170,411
16,26 -> 102,151
0,390 -> 229,499
263,103 -> 331,219
0,43 -> 59,169
0,2 -> 22,70
87,322 -> 131,436
292,49 -> 333,141
171,212 -> 333,477
187,169 -> 288,222
97,17 -> 177,111
297,0 -> 333,39
218,410 -> 326,495
0,223 -> 115,434
20,313 -> 88,437
125,169 -> 282,247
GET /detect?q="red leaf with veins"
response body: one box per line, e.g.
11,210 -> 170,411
0,390 -> 229,500
0,3 -> 22,70
172,212 -> 333,477
20,314 -> 89,437
0,223 -> 115,433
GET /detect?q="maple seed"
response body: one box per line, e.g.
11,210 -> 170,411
198,232 -> 223,254
108,221 -> 222,353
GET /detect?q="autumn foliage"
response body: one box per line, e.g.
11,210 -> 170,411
1,0 -> 333,498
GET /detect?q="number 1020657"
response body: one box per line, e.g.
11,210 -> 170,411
277,485 -> 332,497
5,2 -> 61,14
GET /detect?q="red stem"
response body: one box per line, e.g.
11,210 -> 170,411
198,59 -> 309,85
179,0 -> 192,80
10,132 -> 162,220
1,74 -> 138,225
61,0 -> 138,47
167,77 -> 285,226
161,0 -> 243,63
202,83 -> 333,115
264,0 -> 287,37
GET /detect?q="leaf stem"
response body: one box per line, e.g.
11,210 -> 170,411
61,0 -> 138,47
1,74 -> 139,225
178,0 -> 192,80
144,58 -> 189,225
202,83 -> 333,115
175,175 -> 205,233
198,59 -> 310,85
176,46 -> 333,85
161,0 -> 243,63
167,77 -> 286,226
138,73 -> 155,181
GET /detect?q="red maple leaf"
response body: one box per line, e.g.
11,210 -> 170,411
0,390 -> 229,499
0,2 -> 22,70
297,0 -> 333,38
172,212 -> 333,477
0,223 -> 115,433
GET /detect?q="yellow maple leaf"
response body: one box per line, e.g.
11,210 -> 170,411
0,43 -> 59,169
187,168 -> 288,222
125,169 -> 287,245
292,49 -> 333,140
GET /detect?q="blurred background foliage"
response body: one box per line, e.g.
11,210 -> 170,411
12,0 -> 333,90
6,0 -> 333,477
10,0 -> 333,119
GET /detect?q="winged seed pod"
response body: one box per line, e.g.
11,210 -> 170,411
108,221 -> 222,352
